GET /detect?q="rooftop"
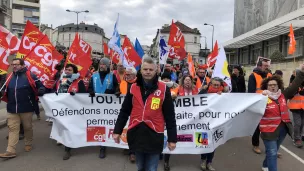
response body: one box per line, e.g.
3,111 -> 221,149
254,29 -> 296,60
160,21 -> 201,35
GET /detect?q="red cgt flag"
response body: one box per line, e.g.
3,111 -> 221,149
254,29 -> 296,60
121,36 -> 142,67
17,21 -> 45,59
207,41 -> 219,67
168,20 -> 187,60
65,33 -> 92,78
0,25 -> 21,55
111,50 -> 120,64
23,35 -> 64,89
0,31 -> 11,75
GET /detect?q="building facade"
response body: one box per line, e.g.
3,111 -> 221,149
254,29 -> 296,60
224,0 -> 304,84
150,21 -> 201,64
52,22 -> 107,59
11,0 -> 40,37
0,0 -> 12,30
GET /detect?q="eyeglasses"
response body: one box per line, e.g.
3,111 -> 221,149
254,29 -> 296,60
212,84 -> 220,87
267,84 -> 278,87
11,64 -> 21,66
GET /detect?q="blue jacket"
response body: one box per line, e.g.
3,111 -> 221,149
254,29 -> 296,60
6,68 -> 45,114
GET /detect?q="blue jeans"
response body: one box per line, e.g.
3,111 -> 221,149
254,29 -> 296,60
135,152 -> 159,171
262,126 -> 287,171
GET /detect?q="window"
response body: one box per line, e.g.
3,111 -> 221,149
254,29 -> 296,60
240,49 -> 249,64
267,43 -> 279,57
24,17 -> 39,24
85,27 -> 88,30
23,7 -> 39,12
194,37 -> 197,43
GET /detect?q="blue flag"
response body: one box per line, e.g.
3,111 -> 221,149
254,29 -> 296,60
134,38 -> 144,70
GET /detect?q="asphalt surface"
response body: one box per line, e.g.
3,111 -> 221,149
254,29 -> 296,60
0,111 -> 303,171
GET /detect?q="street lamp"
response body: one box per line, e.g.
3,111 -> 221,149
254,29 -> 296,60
66,9 -> 89,32
204,23 -> 214,50
201,36 -> 207,49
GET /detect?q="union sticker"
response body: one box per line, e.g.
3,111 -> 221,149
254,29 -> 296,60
151,97 -> 161,110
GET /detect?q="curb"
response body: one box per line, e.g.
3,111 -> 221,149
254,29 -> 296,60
0,104 -> 44,129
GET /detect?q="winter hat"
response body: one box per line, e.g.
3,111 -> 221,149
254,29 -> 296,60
161,71 -> 172,80
99,57 -> 110,69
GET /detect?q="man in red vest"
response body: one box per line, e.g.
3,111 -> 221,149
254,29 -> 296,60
0,58 -> 45,159
113,57 -> 177,171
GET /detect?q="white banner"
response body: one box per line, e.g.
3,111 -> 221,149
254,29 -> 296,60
40,93 -> 267,154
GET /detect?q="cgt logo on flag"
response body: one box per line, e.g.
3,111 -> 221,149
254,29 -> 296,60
87,126 -> 106,142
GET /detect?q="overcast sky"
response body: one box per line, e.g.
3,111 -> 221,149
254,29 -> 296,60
41,0 -> 234,48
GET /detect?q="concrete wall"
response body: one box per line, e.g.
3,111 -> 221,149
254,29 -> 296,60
242,59 -> 304,86
12,9 -> 24,24
234,0 -> 301,37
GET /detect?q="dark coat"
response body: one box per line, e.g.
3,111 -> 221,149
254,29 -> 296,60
5,68 -> 45,114
114,72 -> 177,154
231,74 -> 246,92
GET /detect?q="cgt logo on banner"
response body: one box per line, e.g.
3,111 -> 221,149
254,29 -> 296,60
40,93 -> 267,154
87,127 -> 106,142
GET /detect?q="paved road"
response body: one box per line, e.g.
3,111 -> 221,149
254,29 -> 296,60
0,111 -> 303,171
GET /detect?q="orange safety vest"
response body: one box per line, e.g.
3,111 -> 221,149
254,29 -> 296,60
288,88 -> 304,109
253,72 -> 272,93
195,76 -> 210,90
259,95 -> 291,133
170,86 -> 179,96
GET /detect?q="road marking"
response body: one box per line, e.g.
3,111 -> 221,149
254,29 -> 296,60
281,145 -> 304,165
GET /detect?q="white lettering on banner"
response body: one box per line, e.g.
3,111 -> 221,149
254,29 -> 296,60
79,40 -> 90,53
40,94 -> 268,154
23,36 -> 36,50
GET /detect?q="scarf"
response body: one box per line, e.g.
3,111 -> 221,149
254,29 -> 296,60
58,73 -> 80,93
262,89 -> 282,100
207,85 -> 224,93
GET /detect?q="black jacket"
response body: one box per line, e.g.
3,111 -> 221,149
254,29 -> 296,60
231,74 -> 246,92
88,70 -> 119,94
5,68 -> 45,113
248,68 -> 268,93
114,73 -> 177,154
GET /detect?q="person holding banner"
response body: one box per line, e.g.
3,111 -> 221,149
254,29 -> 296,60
119,66 -> 137,163
195,67 -> 210,91
113,57 -> 177,171
55,63 -> 86,160
88,57 -> 119,159
178,75 -> 198,96
0,58 -> 45,159
260,65 -> 304,171
248,59 -> 272,154
161,71 -> 179,99
198,77 -> 229,171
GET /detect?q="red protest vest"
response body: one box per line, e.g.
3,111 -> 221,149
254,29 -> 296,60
178,87 -> 198,96
128,81 -> 166,133
2,71 -> 38,103
259,94 -> 291,133
56,78 -> 81,93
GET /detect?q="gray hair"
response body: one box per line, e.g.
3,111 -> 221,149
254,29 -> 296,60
142,56 -> 157,69
126,67 -> 137,75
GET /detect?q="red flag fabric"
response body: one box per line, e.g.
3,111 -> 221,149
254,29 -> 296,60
187,53 -> 195,78
0,25 -> 21,55
207,41 -> 219,67
17,21 -> 45,58
103,42 -> 111,57
111,50 -> 120,64
121,36 -> 142,67
0,31 -> 11,75
23,35 -> 64,89
168,20 -> 187,60
288,24 -> 296,55
65,33 -> 92,78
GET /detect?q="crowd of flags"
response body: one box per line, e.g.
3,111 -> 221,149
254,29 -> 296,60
0,15 -> 297,92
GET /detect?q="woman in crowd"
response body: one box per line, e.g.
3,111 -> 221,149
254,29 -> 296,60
55,64 -> 87,160
198,77 -> 229,171
260,65 -> 304,171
